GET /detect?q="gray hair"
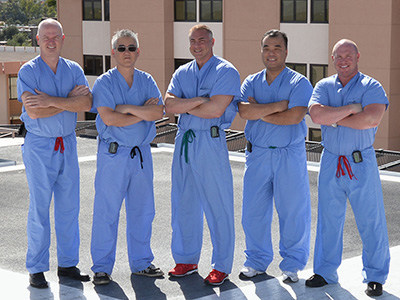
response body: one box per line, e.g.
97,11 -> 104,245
37,18 -> 63,36
111,29 -> 139,49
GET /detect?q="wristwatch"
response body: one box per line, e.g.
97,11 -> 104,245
331,123 -> 337,128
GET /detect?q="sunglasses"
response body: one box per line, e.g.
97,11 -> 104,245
116,45 -> 137,53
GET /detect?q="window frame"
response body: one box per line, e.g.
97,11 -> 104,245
311,0 -> 329,23
174,0 -> 197,22
82,0 -> 102,21
280,0 -> 308,23
8,75 -> 18,100
310,64 -> 328,87
199,0 -> 223,22
83,54 -> 104,76
286,62 -> 307,77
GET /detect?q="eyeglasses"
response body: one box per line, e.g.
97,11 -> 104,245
116,45 -> 137,53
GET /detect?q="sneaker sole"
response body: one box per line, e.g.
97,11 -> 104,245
133,271 -> 165,278
93,280 -> 110,285
205,275 -> 229,286
239,271 -> 263,278
168,268 -> 198,277
283,277 -> 299,283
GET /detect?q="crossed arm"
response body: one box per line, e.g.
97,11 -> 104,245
21,85 -> 92,119
309,103 -> 386,130
238,97 -> 307,125
164,92 -> 233,119
98,97 -> 164,127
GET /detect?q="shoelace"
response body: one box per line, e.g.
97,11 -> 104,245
130,146 -> 143,169
180,129 -> 196,163
336,155 -> 357,180
54,137 -> 65,153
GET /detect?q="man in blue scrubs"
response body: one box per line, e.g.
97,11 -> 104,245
238,30 -> 312,283
17,19 -> 92,288
90,29 -> 164,285
165,24 -> 240,286
306,39 -> 390,297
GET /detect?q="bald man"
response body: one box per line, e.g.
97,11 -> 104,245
305,39 -> 390,297
17,18 -> 92,288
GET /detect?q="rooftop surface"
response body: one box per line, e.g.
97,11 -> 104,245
0,136 -> 399,300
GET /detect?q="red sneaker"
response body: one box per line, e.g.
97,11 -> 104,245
168,264 -> 198,277
204,269 -> 229,286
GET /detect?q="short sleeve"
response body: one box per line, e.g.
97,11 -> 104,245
288,77 -> 313,109
92,75 -> 115,110
361,78 -> 389,109
210,66 -> 241,98
308,79 -> 329,108
17,64 -> 37,102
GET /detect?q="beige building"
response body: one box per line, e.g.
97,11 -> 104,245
1,1 -> 399,150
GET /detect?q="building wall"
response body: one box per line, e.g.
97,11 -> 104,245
55,0 -> 400,150
224,0 -> 280,130
329,0 -> 399,149
110,0 -> 174,95
0,62 -> 24,124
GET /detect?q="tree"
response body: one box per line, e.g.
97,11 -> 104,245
0,0 -> 57,26
7,32 -> 30,46
2,26 -> 19,40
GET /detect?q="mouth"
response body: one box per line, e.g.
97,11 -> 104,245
267,58 -> 277,62
340,65 -> 349,69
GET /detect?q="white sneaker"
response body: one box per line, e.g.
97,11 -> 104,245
282,271 -> 299,283
240,266 -> 263,278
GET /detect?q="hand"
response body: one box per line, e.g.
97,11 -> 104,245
247,96 -> 258,104
68,85 -> 90,97
24,89 -> 53,108
144,97 -> 159,106
349,103 -> 363,114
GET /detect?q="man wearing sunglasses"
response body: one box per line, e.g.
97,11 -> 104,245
165,24 -> 241,286
17,18 -> 92,288
90,29 -> 164,285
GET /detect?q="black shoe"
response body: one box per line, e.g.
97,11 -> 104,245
57,266 -> 90,282
365,282 -> 383,297
29,272 -> 48,289
93,272 -> 111,285
305,274 -> 328,287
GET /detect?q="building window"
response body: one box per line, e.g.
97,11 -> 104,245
200,0 -> 222,22
286,63 -> 307,77
311,0 -> 328,23
310,64 -> 328,86
104,0 -> 110,21
174,59 -> 192,70
83,0 -> 102,21
8,75 -> 18,100
84,55 -> 103,76
175,0 -> 196,21
105,55 -> 111,71
281,0 -> 307,23
309,128 -> 322,142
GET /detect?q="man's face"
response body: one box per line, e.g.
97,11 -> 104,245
37,24 -> 64,58
189,29 -> 214,62
261,35 -> 287,72
332,43 -> 359,82
112,36 -> 139,68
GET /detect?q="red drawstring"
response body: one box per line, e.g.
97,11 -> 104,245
54,137 -> 65,153
336,155 -> 357,180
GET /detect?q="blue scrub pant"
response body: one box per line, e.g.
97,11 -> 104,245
171,129 -> 235,274
242,142 -> 311,273
314,147 -> 390,284
22,132 -> 80,274
91,140 -> 155,274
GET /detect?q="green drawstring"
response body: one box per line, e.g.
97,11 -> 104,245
180,129 -> 196,163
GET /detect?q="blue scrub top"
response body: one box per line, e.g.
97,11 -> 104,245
167,55 -> 241,130
93,67 -> 162,147
17,56 -> 89,137
309,72 -> 389,155
240,67 -> 313,147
